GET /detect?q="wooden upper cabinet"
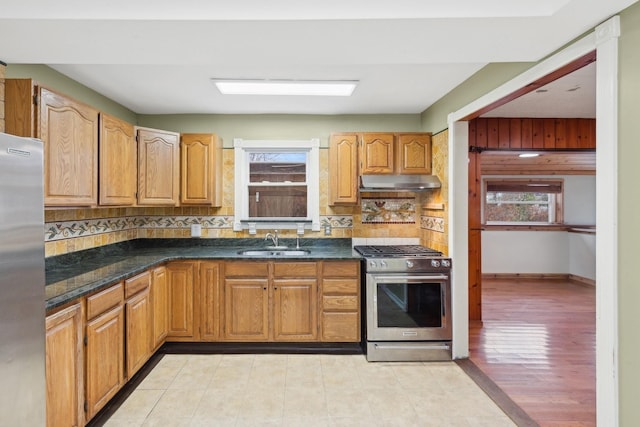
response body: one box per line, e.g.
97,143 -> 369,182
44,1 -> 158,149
397,133 -> 432,175
359,133 -> 395,174
328,133 -> 359,205
99,113 -> 137,206
5,78 -> 37,137
6,79 -> 99,207
359,132 -> 433,175
180,133 -> 223,206
136,126 -> 180,206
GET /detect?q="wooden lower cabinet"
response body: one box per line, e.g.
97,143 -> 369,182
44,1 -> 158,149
222,261 -> 319,341
320,261 -> 361,342
224,277 -> 270,340
151,266 -> 169,349
85,283 -> 125,421
166,262 -> 197,340
125,272 -> 153,378
272,262 -> 318,341
45,303 -> 84,427
200,261 -> 222,341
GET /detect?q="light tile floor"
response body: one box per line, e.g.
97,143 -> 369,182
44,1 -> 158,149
103,354 -> 516,427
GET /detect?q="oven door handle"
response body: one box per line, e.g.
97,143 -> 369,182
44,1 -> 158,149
372,275 -> 449,282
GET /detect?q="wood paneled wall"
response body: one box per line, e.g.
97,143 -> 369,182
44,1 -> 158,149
481,151 -> 596,175
469,118 -> 596,150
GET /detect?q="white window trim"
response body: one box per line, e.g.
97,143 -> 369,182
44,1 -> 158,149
233,138 -> 320,232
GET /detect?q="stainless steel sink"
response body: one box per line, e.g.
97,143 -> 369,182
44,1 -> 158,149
238,249 -> 310,256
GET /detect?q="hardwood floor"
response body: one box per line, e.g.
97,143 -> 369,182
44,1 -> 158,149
468,278 -> 596,427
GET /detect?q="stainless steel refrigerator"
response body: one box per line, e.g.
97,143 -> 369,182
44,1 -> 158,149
0,132 -> 45,425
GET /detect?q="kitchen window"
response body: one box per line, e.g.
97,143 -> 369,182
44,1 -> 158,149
233,138 -> 320,231
483,178 -> 564,225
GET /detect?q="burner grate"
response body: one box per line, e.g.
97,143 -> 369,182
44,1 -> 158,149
354,245 -> 442,257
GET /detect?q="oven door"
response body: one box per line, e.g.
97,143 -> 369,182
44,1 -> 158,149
366,273 -> 451,341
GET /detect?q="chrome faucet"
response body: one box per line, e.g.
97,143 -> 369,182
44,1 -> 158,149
265,230 -> 279,247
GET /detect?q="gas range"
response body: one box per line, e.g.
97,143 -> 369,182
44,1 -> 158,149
356,244 -> 453,362
354,245 -> 451,273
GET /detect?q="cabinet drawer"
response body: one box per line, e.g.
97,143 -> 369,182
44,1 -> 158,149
125,271 -> 151,298
273,262 -> 317,278
321,312 -> 360,342
225,261 -> 269,277
322,278 -> 359,295
86,282 -> 124,320
322,295 -> 358,311
322,261 -> 359,278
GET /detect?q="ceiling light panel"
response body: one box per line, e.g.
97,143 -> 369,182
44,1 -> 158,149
212,79 -> 358,96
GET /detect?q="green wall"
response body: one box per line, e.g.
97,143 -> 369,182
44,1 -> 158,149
617,2 -> 640,425
420,62 -> 535,133
5,64 -> 137,123
137,114 -> 422,148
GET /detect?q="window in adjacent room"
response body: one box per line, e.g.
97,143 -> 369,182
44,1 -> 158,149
483,178 -> 564,225
233,138 -> 320,231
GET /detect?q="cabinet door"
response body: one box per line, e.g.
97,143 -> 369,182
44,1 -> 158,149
137,127 -> 180,206
181,133 -> 222,206
397,133 -> 432,174
125,288 -> 152,378
45,303 -> 83,427
200,261 -> 221,341
86,305 -> 125,420
223,278 -> 269,341
329,133 -> 359,205
360,133 -> 394,174
166,262 -> 196,339
99,113 -> 137,205
151,266 -> 169,349
5,78 -> 37,137
40,87 -> 99,206
273,279 -> 318,341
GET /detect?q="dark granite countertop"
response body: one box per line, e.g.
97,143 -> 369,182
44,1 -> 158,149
45,238 -> 361,311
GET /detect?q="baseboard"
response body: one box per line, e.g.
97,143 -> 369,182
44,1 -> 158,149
482,273 -> 567,280
482,273 -> 595,286
568,274 -> 596,287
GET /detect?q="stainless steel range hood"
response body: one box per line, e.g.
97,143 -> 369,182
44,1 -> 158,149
359,174 -> 441,192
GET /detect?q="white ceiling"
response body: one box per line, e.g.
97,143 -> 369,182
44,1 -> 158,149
0,0 -> 635,116
483,61 -> 597,118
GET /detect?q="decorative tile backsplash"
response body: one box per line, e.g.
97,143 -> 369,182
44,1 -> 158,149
361,197 -> 416,224
421,215 -> 445,233
321,216 -> 353,228
45,215 -> 353,241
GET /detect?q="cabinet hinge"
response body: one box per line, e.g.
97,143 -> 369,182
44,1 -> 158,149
84,335 -> 87,346
33,94 -> 39,106
84,401 -> 88,413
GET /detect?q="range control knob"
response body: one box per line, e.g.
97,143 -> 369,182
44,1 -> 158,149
369,260 -> 377,268
430,259 -> 441,268
380,260 -> 388,268
441,259 -> 451,268
406,260 -> 414,268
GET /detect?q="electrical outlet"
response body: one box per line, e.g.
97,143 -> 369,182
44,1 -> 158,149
191,224 -> 202,238
324,224 -> 332,235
